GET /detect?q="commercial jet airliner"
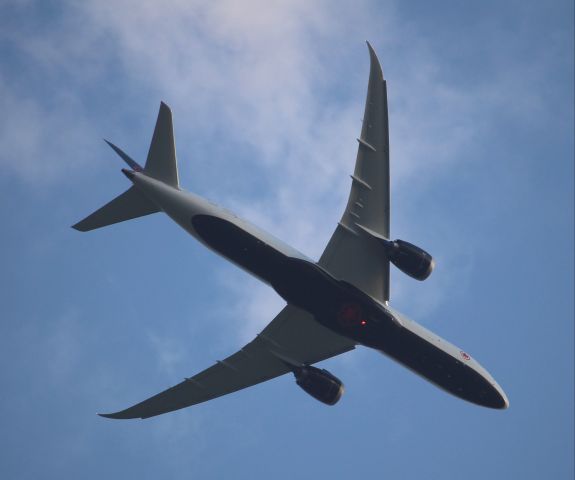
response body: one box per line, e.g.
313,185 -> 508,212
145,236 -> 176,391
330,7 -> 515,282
73,43 -> 508,419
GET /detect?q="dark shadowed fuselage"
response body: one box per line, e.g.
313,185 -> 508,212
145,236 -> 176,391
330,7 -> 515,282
191,214 -> 507,409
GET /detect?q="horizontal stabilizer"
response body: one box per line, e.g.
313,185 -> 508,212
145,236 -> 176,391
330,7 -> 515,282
72,186 -> 160,232
104,140 -> 143,172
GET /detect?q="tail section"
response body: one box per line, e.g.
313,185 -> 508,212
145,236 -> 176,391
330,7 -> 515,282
72,102 -> 179,232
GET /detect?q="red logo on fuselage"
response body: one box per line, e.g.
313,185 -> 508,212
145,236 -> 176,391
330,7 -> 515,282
337,303 -> 363,327
460,351 -> 471,361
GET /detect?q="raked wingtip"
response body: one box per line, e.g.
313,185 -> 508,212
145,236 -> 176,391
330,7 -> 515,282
97,411 -> 135,420
365,41 -> 384,79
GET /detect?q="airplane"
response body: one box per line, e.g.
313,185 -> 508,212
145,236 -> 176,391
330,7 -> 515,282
73,42 -> 509,419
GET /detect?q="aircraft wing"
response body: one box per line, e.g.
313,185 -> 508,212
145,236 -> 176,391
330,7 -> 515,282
100,305 -> 355,419
318,42 -> 391,303
99,43 -> 386,420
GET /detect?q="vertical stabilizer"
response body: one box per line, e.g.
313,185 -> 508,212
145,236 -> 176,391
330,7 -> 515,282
145,102 -> 179,188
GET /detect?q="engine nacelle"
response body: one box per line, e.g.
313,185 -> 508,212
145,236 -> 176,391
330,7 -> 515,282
385,239 -> 435,281
293,366 -> 344,405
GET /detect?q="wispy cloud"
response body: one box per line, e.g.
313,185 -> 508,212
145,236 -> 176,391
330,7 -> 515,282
0,76 -> 96,182
146,330 -> 188,377
0,0 -> 560,347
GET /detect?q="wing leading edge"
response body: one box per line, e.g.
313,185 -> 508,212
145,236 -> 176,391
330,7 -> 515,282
319,41 -> 391,302
100,305 -> 355,419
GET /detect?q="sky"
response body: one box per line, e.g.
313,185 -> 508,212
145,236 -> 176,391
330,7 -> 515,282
0,0 -> 573,478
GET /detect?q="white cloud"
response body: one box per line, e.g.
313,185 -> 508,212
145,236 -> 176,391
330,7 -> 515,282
146,330 -> 188,376
0,0 -> 557,343
0,77 -> 96,182
217,270 -> 286,344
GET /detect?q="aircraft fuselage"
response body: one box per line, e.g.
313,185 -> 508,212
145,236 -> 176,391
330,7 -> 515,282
129,171 -> 508,409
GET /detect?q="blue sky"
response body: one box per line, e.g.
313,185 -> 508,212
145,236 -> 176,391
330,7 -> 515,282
0,0 -> 573,478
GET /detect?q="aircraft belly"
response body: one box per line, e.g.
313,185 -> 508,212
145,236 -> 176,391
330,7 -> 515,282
373,327 -> 506,408
189,214 -> 507,409
191,214 -> 291,286
322,305 -> 507,408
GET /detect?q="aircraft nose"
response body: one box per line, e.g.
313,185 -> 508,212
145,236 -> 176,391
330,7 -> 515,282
496,387 -> 510,409
485,383 -> 509,409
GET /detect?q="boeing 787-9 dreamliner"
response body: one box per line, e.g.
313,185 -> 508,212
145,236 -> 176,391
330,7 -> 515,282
73,43 -> 509,419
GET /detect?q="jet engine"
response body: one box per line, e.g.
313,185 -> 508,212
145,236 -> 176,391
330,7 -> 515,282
293,366 -> 344,405
384,239 -> 435,281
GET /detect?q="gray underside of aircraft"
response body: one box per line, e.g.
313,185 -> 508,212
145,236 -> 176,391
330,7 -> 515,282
73,42 -> 508,419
